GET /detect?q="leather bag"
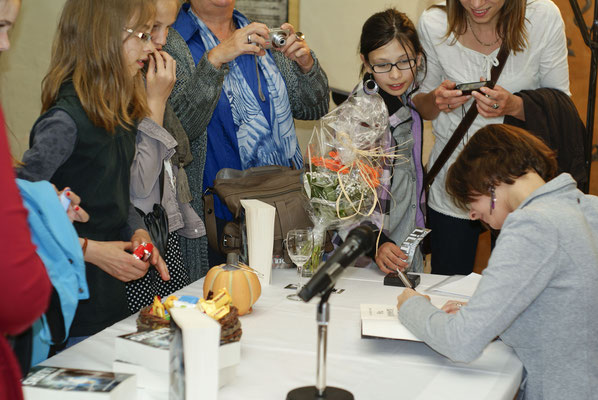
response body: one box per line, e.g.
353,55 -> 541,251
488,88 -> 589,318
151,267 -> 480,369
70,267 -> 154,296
204,165 -> 313,262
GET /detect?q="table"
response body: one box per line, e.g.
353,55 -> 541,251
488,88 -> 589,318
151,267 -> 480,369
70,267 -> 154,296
42,266 -> 523,400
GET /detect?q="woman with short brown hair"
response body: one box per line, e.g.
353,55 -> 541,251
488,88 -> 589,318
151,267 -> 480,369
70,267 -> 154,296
397,124 -> 598,400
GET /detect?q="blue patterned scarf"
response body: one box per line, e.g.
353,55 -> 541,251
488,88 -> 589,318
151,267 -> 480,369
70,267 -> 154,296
189,9 -> 302,170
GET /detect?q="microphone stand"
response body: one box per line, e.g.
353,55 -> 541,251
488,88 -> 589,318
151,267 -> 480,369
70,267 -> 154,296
286,287 -> 354,400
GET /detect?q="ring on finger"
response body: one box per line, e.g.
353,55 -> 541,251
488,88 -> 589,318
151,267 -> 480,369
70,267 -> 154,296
295,31 -> 305,41
447,103 -> 451,110
492,103 -> 499,109
247,34 -> 252,44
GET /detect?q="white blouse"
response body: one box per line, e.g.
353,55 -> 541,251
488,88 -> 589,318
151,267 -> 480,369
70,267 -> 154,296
418,0 -> 570,219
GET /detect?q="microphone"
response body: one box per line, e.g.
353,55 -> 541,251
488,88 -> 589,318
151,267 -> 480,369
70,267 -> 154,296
298,224 -> 375,302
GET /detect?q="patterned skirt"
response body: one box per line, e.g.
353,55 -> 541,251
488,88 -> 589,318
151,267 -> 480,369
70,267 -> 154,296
126,232 -> 191,313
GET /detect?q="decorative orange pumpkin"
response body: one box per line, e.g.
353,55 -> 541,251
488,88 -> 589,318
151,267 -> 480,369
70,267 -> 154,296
203,263 -> 261,316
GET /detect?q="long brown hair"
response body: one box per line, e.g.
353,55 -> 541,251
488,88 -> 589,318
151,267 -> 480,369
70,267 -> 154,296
433,0 -> 527,53
41,0 -> 156,132
446,124 -> 557,210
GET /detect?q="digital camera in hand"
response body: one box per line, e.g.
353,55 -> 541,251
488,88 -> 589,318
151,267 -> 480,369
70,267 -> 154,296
265,28 -> 289,49
455,80 -> 494,95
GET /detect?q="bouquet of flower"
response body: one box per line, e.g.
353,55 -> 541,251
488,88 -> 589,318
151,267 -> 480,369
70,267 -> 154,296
302,87 -> 401,273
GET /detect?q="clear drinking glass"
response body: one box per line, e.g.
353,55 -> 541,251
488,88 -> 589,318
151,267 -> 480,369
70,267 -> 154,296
286,228 -> 314,301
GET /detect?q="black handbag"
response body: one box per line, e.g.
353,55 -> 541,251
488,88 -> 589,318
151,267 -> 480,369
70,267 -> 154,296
135,168 -> 169,256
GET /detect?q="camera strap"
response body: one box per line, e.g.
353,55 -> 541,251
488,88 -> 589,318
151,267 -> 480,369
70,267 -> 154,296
423,44 -> 510,192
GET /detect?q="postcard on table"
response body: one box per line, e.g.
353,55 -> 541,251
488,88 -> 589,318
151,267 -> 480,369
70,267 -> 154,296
428,272 -> 482,298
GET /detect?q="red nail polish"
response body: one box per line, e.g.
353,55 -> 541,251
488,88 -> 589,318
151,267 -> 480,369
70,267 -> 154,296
75,206 -> 80,211
66,192 -> 70,196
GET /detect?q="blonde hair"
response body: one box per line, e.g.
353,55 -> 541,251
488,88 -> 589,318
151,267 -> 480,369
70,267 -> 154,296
434,0 -> 527,53
41,0 -> 156,132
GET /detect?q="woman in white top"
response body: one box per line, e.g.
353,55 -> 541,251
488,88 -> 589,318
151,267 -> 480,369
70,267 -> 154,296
413,0 -> 570,275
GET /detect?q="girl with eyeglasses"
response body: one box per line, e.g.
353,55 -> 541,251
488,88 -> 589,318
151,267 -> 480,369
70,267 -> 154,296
127,0 -> 205,313
357,8 -> 427,274
17,0 -> 171,342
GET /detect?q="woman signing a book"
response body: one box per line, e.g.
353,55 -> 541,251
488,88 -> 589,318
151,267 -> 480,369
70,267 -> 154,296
396,124 -> 598,400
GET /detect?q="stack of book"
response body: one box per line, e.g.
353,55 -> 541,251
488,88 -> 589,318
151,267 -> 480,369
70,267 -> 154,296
112,328 -> 171,397
113,314 -> 241,399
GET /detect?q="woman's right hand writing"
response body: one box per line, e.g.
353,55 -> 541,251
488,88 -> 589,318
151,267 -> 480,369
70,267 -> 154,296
207,22 -> 269,68
84,240 -> 150,282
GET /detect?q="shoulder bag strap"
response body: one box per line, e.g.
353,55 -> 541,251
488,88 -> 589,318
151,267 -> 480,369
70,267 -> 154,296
423,45 -> 510,191
203,190 -> 219,251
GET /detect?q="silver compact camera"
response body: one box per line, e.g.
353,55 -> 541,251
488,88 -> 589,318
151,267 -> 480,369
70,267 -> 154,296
264,28 -> 289,49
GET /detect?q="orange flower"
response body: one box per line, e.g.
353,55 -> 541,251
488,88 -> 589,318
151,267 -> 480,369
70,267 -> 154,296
311,153 -> 349,174
311,156 -> 325,167
357,161 -> 382,188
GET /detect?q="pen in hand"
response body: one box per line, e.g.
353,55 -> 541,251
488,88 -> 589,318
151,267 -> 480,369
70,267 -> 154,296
394,267 -> 413,289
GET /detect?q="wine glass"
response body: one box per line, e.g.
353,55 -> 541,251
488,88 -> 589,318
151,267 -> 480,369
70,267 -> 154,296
286,228 -> 314,301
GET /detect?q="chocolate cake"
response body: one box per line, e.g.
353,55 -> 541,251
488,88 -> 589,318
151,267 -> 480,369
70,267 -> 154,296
136,300 -> 242,344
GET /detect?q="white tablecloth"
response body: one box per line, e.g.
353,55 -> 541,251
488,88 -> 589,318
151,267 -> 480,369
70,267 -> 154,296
42,266 -> 523,400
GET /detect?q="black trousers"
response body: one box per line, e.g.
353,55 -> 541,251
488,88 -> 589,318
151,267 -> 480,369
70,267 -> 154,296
428,207 -> 482,275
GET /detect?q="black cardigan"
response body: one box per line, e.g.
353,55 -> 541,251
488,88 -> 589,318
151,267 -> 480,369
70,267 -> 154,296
504,88 -> 588,190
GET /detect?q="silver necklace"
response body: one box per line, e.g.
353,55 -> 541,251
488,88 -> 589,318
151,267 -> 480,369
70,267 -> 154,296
467,17 -> 500,47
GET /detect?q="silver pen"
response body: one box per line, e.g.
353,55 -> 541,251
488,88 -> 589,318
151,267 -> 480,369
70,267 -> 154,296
395,268 -> 413,289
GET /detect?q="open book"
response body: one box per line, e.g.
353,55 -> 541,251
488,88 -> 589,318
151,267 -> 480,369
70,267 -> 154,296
361,293 -> 454,342
360,304 -> 422,342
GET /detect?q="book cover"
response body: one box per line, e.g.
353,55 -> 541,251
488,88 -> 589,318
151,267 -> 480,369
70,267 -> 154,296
169,307 -> 220,400
114,328 -> 172,372
22,366 -> 135,399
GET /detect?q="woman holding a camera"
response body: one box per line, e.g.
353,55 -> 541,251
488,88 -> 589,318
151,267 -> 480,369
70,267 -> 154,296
163,0 -> 329,273
412,0 -> 570,276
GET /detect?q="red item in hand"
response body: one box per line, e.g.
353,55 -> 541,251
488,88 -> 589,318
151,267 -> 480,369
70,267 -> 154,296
133,242 -> 153,261
144,242 -> 154,255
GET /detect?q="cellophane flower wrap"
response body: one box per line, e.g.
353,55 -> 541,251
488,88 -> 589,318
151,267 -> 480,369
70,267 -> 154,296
302,88 -> 394,272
